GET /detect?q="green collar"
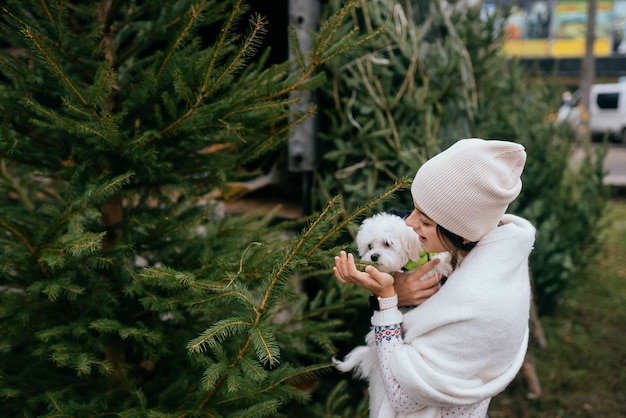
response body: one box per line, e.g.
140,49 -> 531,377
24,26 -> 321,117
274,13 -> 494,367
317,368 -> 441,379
403,252 -> 436,271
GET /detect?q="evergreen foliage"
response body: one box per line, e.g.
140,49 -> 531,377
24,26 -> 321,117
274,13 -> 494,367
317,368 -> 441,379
316,0 -> 609,315
0,0 -> 376,415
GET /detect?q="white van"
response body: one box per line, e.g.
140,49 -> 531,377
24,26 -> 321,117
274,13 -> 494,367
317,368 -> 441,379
589,83 -> 626,143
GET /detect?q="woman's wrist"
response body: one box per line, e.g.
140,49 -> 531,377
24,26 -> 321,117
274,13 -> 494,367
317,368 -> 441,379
370,293 -> 398,311
376,287 -> 396,299
371,305 -> 403,326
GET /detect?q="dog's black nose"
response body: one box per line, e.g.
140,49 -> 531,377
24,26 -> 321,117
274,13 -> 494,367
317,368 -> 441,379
371,254 -> 379,262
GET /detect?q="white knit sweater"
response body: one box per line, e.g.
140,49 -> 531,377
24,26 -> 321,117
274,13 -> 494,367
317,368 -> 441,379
335,214 -> 536,417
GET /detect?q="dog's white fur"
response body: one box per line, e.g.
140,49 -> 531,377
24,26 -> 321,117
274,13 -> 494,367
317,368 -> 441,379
356,212 -> 452,277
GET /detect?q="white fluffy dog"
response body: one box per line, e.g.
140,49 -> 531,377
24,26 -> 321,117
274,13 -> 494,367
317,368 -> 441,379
356,212 -> 452,278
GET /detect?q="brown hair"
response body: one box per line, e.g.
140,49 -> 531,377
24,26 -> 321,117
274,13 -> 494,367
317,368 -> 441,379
436,225 -> 476,270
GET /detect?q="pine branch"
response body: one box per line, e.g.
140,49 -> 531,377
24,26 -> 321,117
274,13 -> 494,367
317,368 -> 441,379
228,400 -> 280,418
159,2 -> 268,138
315,0 -> 359,56
239,103 -> 315,165
0,218 -> 35,254
288,25 -> 306,72
138,266 -> 196,288
220,96 -> 299,122
188,317 -> 253,354
39,1 -> 54,25
86,65 -> 116,109
306,178 -> 410,257
156,0 -> 208,81
192,198 -> 349,406
205,13 -> 269,95
250,324 -> 280,366
25,173 -> 134,254
202,0 -> 245,94
22,27 -> 97,119
207,363 -> 334,410
23,97 -> 75,133
0,159 -> 34,210
360,58 -> 401,149
315,12 -> 383,64
435,0 -> 477,132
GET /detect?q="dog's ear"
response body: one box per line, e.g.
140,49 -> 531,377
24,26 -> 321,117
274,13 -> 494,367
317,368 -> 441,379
397,226 -> 423,260
356,240 -> 369,257
355,222 -> 372,257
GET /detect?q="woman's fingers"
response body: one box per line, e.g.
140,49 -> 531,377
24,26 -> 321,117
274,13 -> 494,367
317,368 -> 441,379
332,266 -> 348,283
365,265 -> 395,289
415,257 -> 441,277
333,251 -> 394,293
334,251 -> 360,284
394,268 -> 442,306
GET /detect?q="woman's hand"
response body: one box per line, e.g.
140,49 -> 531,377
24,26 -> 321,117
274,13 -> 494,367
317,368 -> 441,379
393,258 -> 443,306
333,251 -> 395,298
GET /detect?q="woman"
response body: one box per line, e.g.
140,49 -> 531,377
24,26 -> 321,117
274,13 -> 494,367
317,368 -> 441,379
333,138 -> 535,418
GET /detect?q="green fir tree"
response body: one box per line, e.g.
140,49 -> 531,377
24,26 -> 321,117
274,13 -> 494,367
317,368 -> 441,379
0,1 -> 378,416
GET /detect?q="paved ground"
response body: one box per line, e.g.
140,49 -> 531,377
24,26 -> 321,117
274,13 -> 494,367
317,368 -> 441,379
573,144 -> 626,187
604,144 -> 626,187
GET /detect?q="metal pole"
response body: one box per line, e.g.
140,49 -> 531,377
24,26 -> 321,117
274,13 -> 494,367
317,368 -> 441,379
288,0 -> 320,172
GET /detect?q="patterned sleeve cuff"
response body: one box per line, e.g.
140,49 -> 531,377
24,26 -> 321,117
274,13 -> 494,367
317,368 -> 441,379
374,323 -> 402,345
371,306 -> 403,326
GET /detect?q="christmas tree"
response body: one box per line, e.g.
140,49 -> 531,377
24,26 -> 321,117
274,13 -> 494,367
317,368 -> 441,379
0,0 -> 377,415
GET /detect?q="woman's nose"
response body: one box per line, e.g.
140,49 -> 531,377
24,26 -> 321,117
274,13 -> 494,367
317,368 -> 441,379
405,212 -> 417,228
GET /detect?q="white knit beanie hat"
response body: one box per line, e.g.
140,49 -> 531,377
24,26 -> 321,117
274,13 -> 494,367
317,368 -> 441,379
411,138 -> 526,242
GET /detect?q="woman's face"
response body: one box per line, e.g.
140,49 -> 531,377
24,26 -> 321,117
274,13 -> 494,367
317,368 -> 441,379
405,207 -> 449,253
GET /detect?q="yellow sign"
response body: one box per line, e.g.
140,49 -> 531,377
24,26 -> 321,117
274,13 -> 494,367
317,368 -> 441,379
502,0 -> 615,58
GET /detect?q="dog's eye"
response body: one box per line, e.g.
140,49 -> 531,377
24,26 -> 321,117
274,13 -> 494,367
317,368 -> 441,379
384,240 -> 391,247
368,244 -> 372,250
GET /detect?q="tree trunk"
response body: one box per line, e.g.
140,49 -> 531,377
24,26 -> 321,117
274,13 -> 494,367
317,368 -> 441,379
580,0 -> 597,127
